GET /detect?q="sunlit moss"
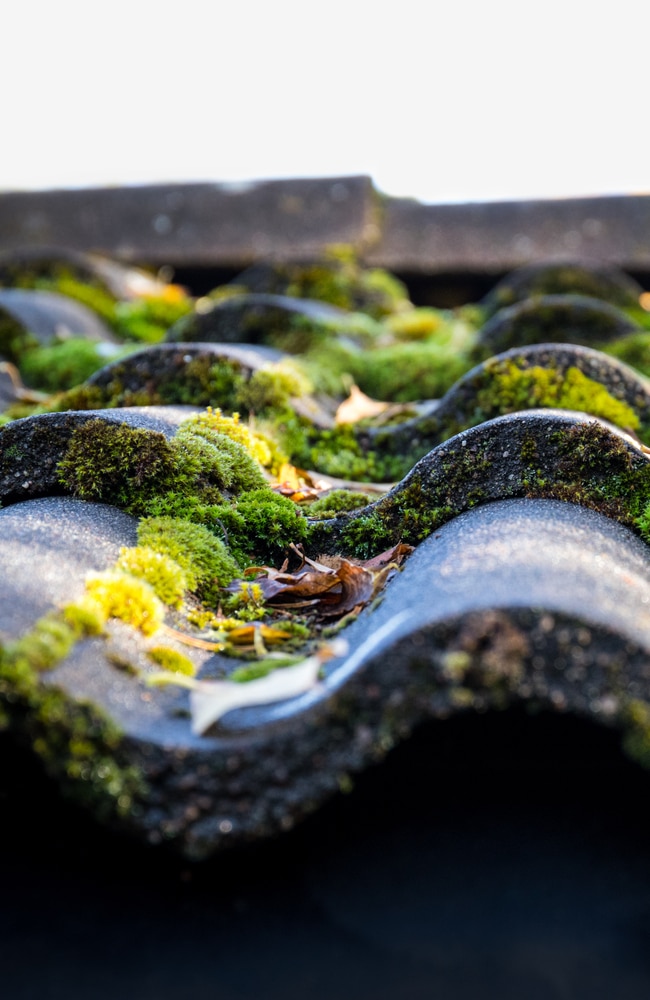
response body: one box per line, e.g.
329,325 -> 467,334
116,546 -> 188,608
147,646 -> 196,676
85,572 -> 164,636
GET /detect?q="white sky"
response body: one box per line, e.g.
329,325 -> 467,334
3,1 -> 648,204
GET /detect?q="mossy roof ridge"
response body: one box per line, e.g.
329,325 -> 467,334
365,342 -> 650,459
0,245 -> 172,301
166,292 -> 349,347
309,410 -> 650,557
86,341 -> 284,390
0,406 -> 193,505
0,288 -> 116,357
476,293 -> 639,357
481,261 -> 644,317
4,495 -> 650,858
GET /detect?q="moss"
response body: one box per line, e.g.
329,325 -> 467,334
184,407 -> 274,471
62,598 -> 107,636
116,546 -> 187,608
621,699 -> 650,768
147,646 -> 196,676
0,311 -> 38,364
58,419 -> 176,513
308,489 -> 374,518
333,510 -> 396,560
137,517 -> 241,593
384,307 -> 448,341
475,360 -> 640,431
4,613 -> 79,672
229,656 -> 302,683
234,363 -> 310,415
242,246 -> 411,318
85,572 -> 164,636
0,612 -> 145,821
169,419 -> 266,500
210,488 -> 307,564
19,339 -> 126,392
604,332 -> 650,379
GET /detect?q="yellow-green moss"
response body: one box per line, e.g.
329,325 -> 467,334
85,572 -> 164,636
0,611 -> 145,820
621,699 -> 650,768
308,488 -> 374,518
116,546 -> 187,608
147,646 -> 196,676
476,361 -> 640,431
137,517 -> 241,592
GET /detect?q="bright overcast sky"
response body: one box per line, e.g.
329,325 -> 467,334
3,1 -> 648,204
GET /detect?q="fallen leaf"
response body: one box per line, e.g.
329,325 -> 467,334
188,639 -> 348,734
335,384 -> 391,424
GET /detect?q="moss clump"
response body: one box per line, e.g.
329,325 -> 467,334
209,488 -> 307,564
116,546 -> 187,608
28,272 -> 193,344
57,412 -> 270,520
183,407 -> 274,471
234,363 -> 309,416
137,517 -> 241,594
62,598 -> 107,636
229,656 -> 302,683
19,339 -> 126,392
308,489 -> 374,518
58,420 -> 176,513
3,613 -> 80,672
384,307 -> 448,341
475,361 -> 640,431
147,646 -> 196,676
85,572 -> 164,636
0,610 -> 145,820
621,699 -> 650,769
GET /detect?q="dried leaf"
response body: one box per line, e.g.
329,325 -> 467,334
188,639 -> 348,734
359,542 -> 414,571
315,559 -> 374,617
335,384 -> 391,425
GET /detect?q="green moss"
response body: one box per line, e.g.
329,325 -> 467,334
333,510 -> 395,560
62,598 -> 107,636
604,332 -> 650,379
20,339 -> 127,392
476,360 -> 640,431
267,247 -> 410,318
85,572 -> 164,636
621,699 -> 650,768
308,489 -> 374,518
210,488 -> 307,564
183,407 -> 274,470
115,546 -> 187,608
234,363 -> 309,415
0,611 -> 145,820
147,646 -> 196,676
229,656 -> 302,683
4,613 -> 79,672
137,517 -> 241,593
58,420 -> 176,513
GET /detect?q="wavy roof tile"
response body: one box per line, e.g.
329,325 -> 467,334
2,183 -> 650,871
